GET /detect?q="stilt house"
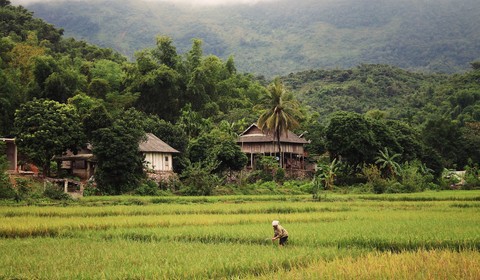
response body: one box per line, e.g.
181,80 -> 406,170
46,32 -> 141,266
236,124 -> 310,171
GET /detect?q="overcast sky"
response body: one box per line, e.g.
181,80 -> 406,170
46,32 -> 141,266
12,0 -> 278,6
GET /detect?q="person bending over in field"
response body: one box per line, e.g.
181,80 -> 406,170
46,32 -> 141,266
271,220 -> 288,246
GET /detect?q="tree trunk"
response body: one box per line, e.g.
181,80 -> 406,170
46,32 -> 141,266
276,130 -> 282,168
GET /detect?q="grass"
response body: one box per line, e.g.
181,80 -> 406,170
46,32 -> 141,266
1,190 -> 479,279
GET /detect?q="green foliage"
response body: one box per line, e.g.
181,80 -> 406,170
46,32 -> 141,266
421,116 -> 466,169
251,156 -> 281,182
0,142 -> 15,199
375,147 -> 402,179
325,111 -> 379,167
177,104 -> 211,139
43,183 -> 70,200
82,183 -> 101,197
14,99 -> 85,176
179,160 -> 221,196
360,164 -> 387,194
92,109 -> 146,195
464,162 -> 480,190
257,77 -> 301,168
314,158 -> 341,191
396,161 -> 435,193
134,180 -> 161,196
2,1 -> 479,194
274,168 -> 285,184
188,127 -> 247,174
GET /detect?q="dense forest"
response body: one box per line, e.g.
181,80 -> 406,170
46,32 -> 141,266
1,1 -> 479,196
18,0 -> 480,76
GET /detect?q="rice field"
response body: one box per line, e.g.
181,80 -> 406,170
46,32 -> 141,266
1,190 -> 480,279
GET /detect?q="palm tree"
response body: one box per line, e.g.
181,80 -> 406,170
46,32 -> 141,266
257,77 -> 300,168
375,147 -> 402,178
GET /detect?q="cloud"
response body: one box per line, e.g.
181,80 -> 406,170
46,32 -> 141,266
12,0 -> 278,6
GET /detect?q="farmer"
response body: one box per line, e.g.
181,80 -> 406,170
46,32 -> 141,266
271,220 -> 289,246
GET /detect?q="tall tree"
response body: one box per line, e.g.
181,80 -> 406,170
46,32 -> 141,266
325,111 -> 378,167
152,35 -> 178,69
14,99 -> 84,176
92,108 -> 145,194
257,77 -> 300,168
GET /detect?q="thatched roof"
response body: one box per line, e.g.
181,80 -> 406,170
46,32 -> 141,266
139,133 -> 179,153
237,124 -> 309,144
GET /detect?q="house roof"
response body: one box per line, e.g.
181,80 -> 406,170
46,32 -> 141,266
139,133 -> 179,153
237,124 -> 309,144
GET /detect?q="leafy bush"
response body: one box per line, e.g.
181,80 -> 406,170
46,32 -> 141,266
255,156 -> 279,181
82,183 -> 102,196
158,176 -> 182,192
0,147 -> 15,199
180,160 -> 222,196
398,161 -> 434,192
43,183 -> 71,200
274,168 -> 285,183
134,180 -> 160,196
0,184 -> 16,199
361,164 -> 388,194
463,163 -> 480,190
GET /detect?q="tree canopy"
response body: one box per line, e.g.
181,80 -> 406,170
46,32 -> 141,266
1,1 -> 479,194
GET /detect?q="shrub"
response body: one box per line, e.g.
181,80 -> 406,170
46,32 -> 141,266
0,183 -> 16,199
385,182 -> 406,193
180,160 -> 222,196
463,163 -> 480,190
15,178 -> 34,200
134,180 -> 160,196
398,162 -> 431,192
43,183 -> 71,200
83,183 -> 102,196
361,164 -> 388,194
255,156 -> 279,181
274,168 -> 285,183
0,149 -> 15,199
158,176 -> 182,192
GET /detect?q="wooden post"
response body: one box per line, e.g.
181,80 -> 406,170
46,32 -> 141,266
64,179 -> 68,193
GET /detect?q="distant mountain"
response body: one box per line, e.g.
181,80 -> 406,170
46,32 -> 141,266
19,0 -> 480,76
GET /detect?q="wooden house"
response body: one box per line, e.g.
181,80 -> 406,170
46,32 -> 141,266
55,144 -> 95,180
139,133 -> 179,172
236,124 -> 310,171
55,133 -> 179,181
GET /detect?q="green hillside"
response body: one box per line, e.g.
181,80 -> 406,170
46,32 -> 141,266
1,1 -> 479,192
22,0 -> 480,76
283,64 -> 446,122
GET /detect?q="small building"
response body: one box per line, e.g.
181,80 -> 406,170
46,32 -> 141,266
55,144 -> 95,180
1,138 -> 17,173
55,133 -> 179,181
236,124 -> 311,172
139,133 -> 179,172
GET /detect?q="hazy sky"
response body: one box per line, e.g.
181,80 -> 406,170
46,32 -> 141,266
12,0 -> 278,6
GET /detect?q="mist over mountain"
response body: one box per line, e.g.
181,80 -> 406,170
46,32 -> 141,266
16,0 -> 480,76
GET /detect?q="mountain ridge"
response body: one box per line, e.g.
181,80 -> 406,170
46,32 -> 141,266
16,0 -> 480,76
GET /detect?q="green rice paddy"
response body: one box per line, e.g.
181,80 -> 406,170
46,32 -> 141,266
1,190 -> 479,279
